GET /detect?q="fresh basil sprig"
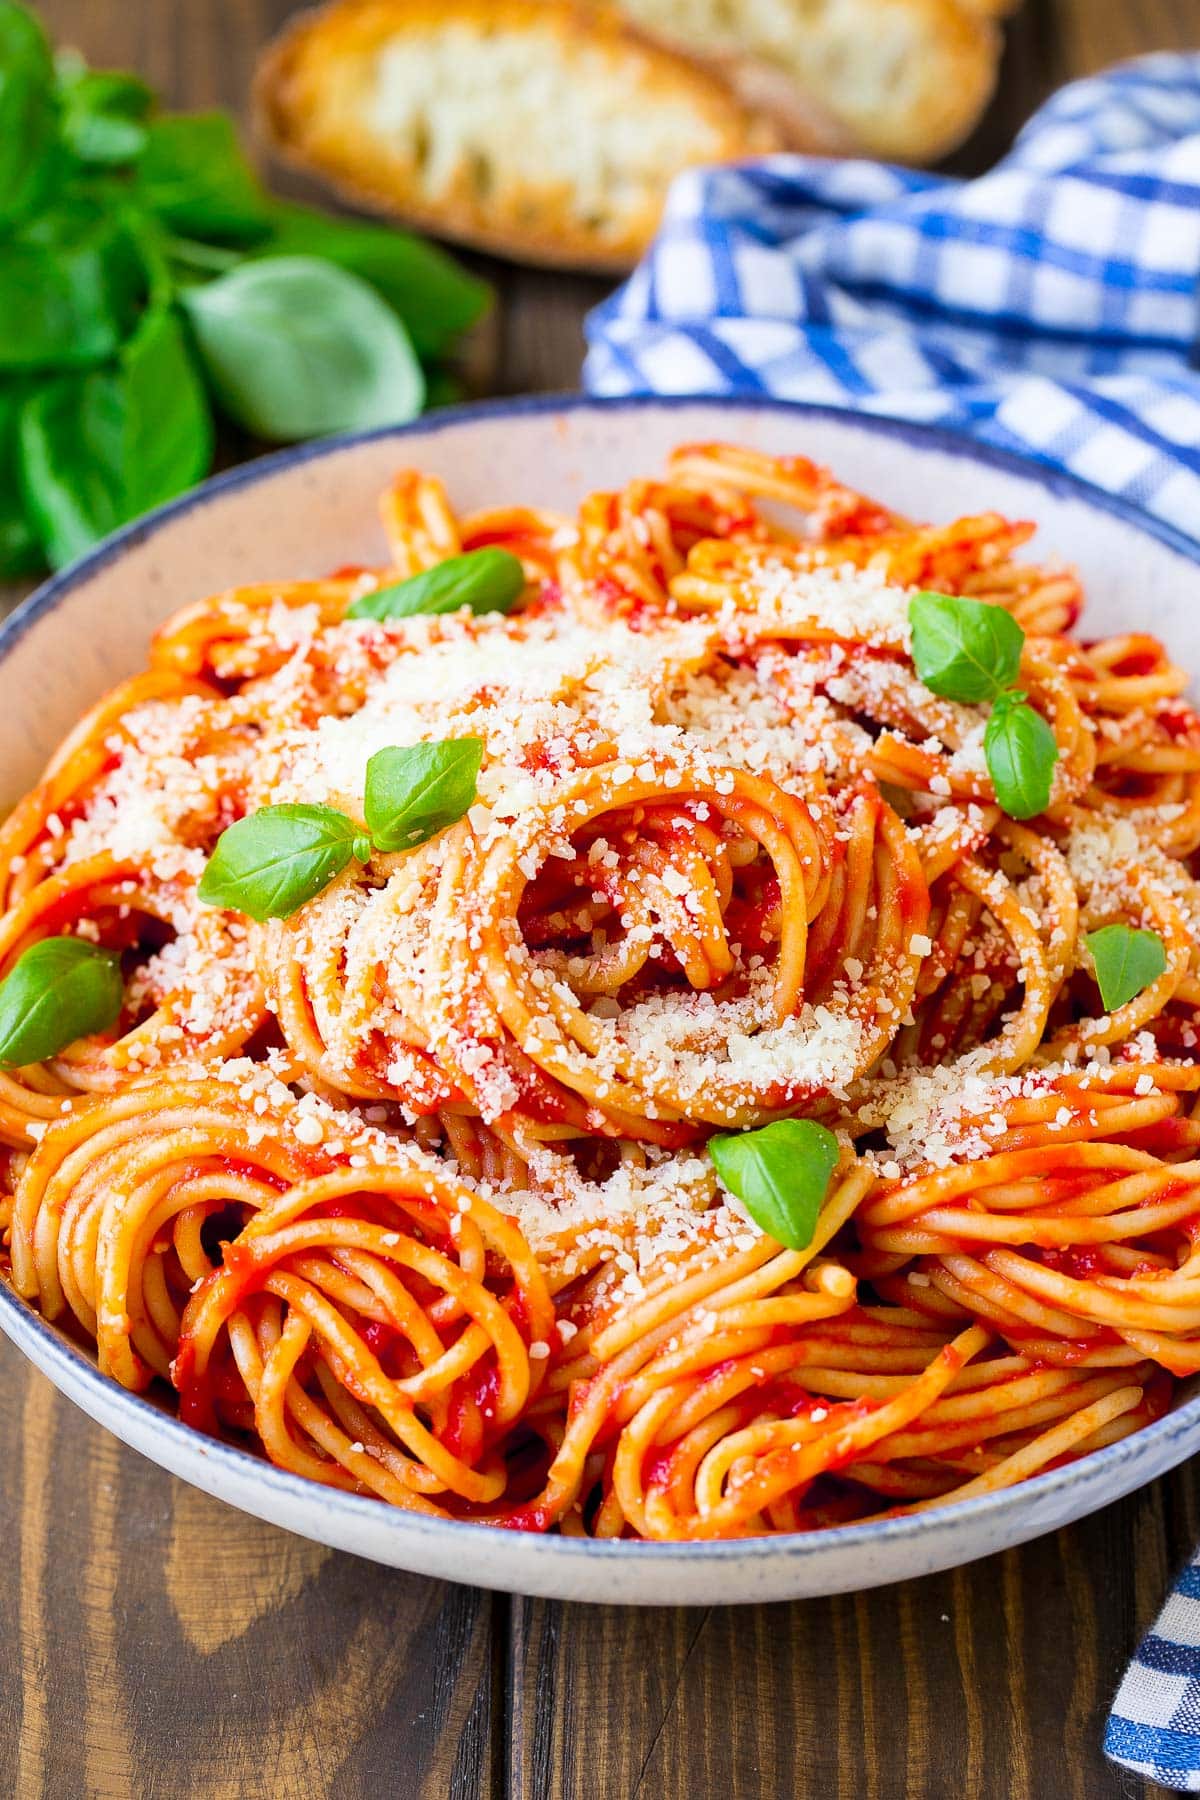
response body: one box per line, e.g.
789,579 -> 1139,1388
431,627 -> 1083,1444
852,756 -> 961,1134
251,202 -> 488,362
348,549 -> 526,623
179,256 -> 424,441
133,112 -> 272,244
909,591 -> 1024,703
0,1 -> 56,228
0,936 -> 123,1066
0,201 -> 148,372
0,388 -> 39,576
198,803 -> 372,922
708,1118 -> 840,1251
200,738 -> 483,919
1086,922 -> 1167,1013
908,590 -> 1059,822
982,689 -> 1058,821
57,62 -> 154,167
0,2 -> 489,573
19,305 -> 213,569
364,740 -> 484,851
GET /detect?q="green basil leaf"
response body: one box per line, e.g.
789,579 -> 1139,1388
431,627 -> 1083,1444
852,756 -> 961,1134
0,936 -> 122,1066
348,548 -> 525,622
0,201 -> 148,371
134,112 -> 271,243
54,53 -> 151,106
363,740 -> 483,853
119,306 -> 213,511
59,69 -> 153,167
708,1118 -> 840,1251
68,111 -> 145,165
117,206 -> 177,314
0,386 -> 40,577
180,256 -> 425,442
18,305 -> 214,568
982,692 -> 1058,821
161,232 -> 241,278
199,803 -> 370,921
255,202 -> 490,360
0,1 -> 58,227
909,591 -> 1025,705
1085,922 -> 1167,1014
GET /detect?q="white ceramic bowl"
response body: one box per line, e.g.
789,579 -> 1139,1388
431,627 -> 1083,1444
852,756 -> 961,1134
3,397 -> 1199,1606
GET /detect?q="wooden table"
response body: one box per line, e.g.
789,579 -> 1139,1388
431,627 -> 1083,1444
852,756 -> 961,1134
5,3 -> 1198,1795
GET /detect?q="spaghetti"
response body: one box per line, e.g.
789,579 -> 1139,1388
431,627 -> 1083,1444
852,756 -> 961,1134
2,441 -> 1199,1540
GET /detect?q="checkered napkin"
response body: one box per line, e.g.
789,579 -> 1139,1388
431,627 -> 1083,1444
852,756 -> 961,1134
1108,1556 -> 1200,1788
583,53 -> 1200,544
585,52 -> 1200,1785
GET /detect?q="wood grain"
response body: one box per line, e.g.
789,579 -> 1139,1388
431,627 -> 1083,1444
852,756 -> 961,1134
0,1343 -> 501,1799
8,2 -> 1199,1796
504,1477 -> 1200,1800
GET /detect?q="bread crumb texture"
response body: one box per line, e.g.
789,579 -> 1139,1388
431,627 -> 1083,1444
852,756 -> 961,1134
256,0 -> 781,271
619,0 -> 1000,162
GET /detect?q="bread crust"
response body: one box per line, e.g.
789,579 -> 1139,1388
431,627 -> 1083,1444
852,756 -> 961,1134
620,0 -> 1001,164
255,0 -> 787,273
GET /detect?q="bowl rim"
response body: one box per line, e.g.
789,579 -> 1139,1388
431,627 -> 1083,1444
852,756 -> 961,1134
5,391 -> 1199,662
4,389 -> 1199,1567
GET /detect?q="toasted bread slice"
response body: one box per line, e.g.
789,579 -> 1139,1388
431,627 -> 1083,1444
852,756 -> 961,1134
255,0 -> 789,273
621,0 -> 1000,163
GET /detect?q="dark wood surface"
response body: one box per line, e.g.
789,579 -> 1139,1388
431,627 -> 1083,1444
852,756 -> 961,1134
6,3 -> 1199,1796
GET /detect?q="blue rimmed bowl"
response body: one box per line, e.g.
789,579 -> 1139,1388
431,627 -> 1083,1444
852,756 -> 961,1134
2,395 -> 1198,1605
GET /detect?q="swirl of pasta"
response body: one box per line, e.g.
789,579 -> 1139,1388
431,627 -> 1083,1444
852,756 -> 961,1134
3,442 -> 1200,1541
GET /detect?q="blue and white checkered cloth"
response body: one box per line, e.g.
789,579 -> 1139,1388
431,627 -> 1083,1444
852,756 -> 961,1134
1108,1553 -> 1200,1789
584,52 -> 1200,544
586,52 -> 1200,1784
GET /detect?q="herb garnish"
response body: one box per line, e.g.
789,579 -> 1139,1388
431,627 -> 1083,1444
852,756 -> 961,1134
908,590 -> 1058,821
197,803 -> 373,922
363,741 -> 485,851
348,548 -> 526,622
0,1 -> 489,574
199,738 -> 484,919
0,936 -> 123,1066
708,1119 -> 840,1251
1086,923 -> 1168,1014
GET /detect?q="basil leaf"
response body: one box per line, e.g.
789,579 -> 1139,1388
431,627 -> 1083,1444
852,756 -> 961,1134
349,548 -> 525,622
0,201 -> 148,370
199,804 -> 370,921
117,206 -> 177,314
180,256 -> 424,442
59,70 -> 153,167
363,740 -> 483,852
1086,923 -> 1167,1014
708,1118 -> 840,1252
0,936 -> 122,1066
161,233 -> 241,278
120,306 -> 213,511
73,116 -> 146,166
909,591 -> 1025,704
982,692 -> 1058,820
0,387 -> 40,576
134,113 -> 271,244
0,1 -> 58,227
255,202 -> 489,361
18,305 -> 213,568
